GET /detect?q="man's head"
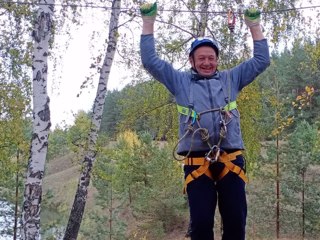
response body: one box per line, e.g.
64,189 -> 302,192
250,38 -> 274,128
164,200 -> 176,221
189,37 -> 219,77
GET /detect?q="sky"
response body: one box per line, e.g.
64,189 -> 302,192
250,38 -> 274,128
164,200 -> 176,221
48,14 -> 132,128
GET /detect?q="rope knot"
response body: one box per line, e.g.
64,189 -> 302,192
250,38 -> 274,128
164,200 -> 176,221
199,128 -> 210,142
187,124 -> 194,132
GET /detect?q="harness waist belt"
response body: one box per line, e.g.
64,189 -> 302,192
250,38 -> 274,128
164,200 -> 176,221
183,150 -> 247,193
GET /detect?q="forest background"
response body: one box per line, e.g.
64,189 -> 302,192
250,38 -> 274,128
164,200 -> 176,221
1,0 -> 320,239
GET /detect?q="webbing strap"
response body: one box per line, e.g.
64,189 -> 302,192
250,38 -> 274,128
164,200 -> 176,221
177,105 -> 197,118
224,101 -> 237,112
177,101 -> 237,117
218,161 -> 248,183
183,160 -> 212,194
218,151 -> 248,183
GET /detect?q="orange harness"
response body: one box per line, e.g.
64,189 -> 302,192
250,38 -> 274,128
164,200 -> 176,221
183,150 -> 248,193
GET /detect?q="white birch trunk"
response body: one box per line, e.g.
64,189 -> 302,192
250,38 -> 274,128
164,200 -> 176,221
63,0 -> 121,239
199,0 -> 210,36
21,1 -> 54,239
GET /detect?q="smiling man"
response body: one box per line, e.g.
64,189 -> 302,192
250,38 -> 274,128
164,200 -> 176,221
140,3 -> 270,240
189,39 -> 219,78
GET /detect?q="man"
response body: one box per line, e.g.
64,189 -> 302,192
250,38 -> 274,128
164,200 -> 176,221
140,3 -> 270,240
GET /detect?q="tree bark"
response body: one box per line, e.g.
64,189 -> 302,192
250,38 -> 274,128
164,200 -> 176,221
302,170 -> 305,240
14,149 -> 20,240
198,0 -> 209,37
63,0 -> 121,239
20,1 -> 54,239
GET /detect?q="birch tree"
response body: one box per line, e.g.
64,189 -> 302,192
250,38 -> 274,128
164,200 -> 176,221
20,1 -> 54,239
63,0 -> 121,238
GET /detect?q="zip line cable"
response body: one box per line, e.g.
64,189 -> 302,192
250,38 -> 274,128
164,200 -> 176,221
1,1 -> 320,15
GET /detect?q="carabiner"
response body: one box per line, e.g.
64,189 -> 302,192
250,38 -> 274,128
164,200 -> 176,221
219,110 -> 228,137
227,9 -> 236,33
205,145 -> 220,163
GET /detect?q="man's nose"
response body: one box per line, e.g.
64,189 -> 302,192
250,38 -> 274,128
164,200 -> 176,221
204,58 -> 210,65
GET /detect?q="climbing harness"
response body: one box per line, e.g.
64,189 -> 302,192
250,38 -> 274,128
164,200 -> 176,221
173,70 -> 248,193
176,94 -> 248,193
183,150 -> 248,193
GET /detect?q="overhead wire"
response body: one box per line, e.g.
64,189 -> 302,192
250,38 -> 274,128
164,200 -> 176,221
1,0 -> 320,15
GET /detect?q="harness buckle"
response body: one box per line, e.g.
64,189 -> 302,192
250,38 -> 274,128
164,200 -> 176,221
184,104 -> 198,125
205,145 -> 220,163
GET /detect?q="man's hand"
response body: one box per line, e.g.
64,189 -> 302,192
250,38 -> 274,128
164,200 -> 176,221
244,8 -> 261,28
140,2 -> 157,24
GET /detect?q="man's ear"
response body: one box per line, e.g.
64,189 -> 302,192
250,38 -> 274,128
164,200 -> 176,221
189,56 -> 194,68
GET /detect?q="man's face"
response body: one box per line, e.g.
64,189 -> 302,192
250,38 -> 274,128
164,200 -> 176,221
189,46 -> 218,77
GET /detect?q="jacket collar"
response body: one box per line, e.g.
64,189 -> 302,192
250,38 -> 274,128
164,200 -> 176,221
190,68 -> 220,81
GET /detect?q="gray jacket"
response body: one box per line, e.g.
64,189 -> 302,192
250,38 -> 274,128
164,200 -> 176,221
140,34 -> 270,155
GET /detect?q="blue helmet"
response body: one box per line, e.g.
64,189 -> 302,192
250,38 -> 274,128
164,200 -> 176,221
189,37 -> 219,57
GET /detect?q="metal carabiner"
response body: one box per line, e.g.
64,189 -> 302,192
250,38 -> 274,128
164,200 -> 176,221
227,9 -> 236,33
219,110 -> 228,137
205,145 -> 221,163
220,120 -> 227,138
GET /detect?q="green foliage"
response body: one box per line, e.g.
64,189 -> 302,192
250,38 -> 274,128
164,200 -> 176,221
252,39 -> 320,238
0,81 -> 31,197
286,120 -> 319,167
100,81 -> 178,141
100,90 -> 123,139
128,133 -> 186,236
93,131 -> 187,239
40,204 -> 67,240
88,146 -> 127,240
305,40 -> 320,75
251,120 -> 320,238
0,4 -> 33,224
247,175 -> 277,238
80,210 -> 127,240
238,81 -> 263,174
47,127 -> 69,160
259,40 -> 320,141
279,121 -> 320,238
66,110 -> 91,155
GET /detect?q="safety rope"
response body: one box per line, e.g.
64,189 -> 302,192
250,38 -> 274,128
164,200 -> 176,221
223,4 -> 238,236
4,1 -> 320,14
173,106 -> 233,161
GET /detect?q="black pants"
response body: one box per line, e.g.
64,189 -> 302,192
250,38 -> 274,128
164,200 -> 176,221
184,155 -> 247,240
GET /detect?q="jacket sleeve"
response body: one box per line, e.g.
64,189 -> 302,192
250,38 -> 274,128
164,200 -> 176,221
232,39 -> 270,91
140,34 -> 182,95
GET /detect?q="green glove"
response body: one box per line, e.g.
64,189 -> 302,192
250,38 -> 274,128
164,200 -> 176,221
140,2 -> 157,17
244,8 -> 261,27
